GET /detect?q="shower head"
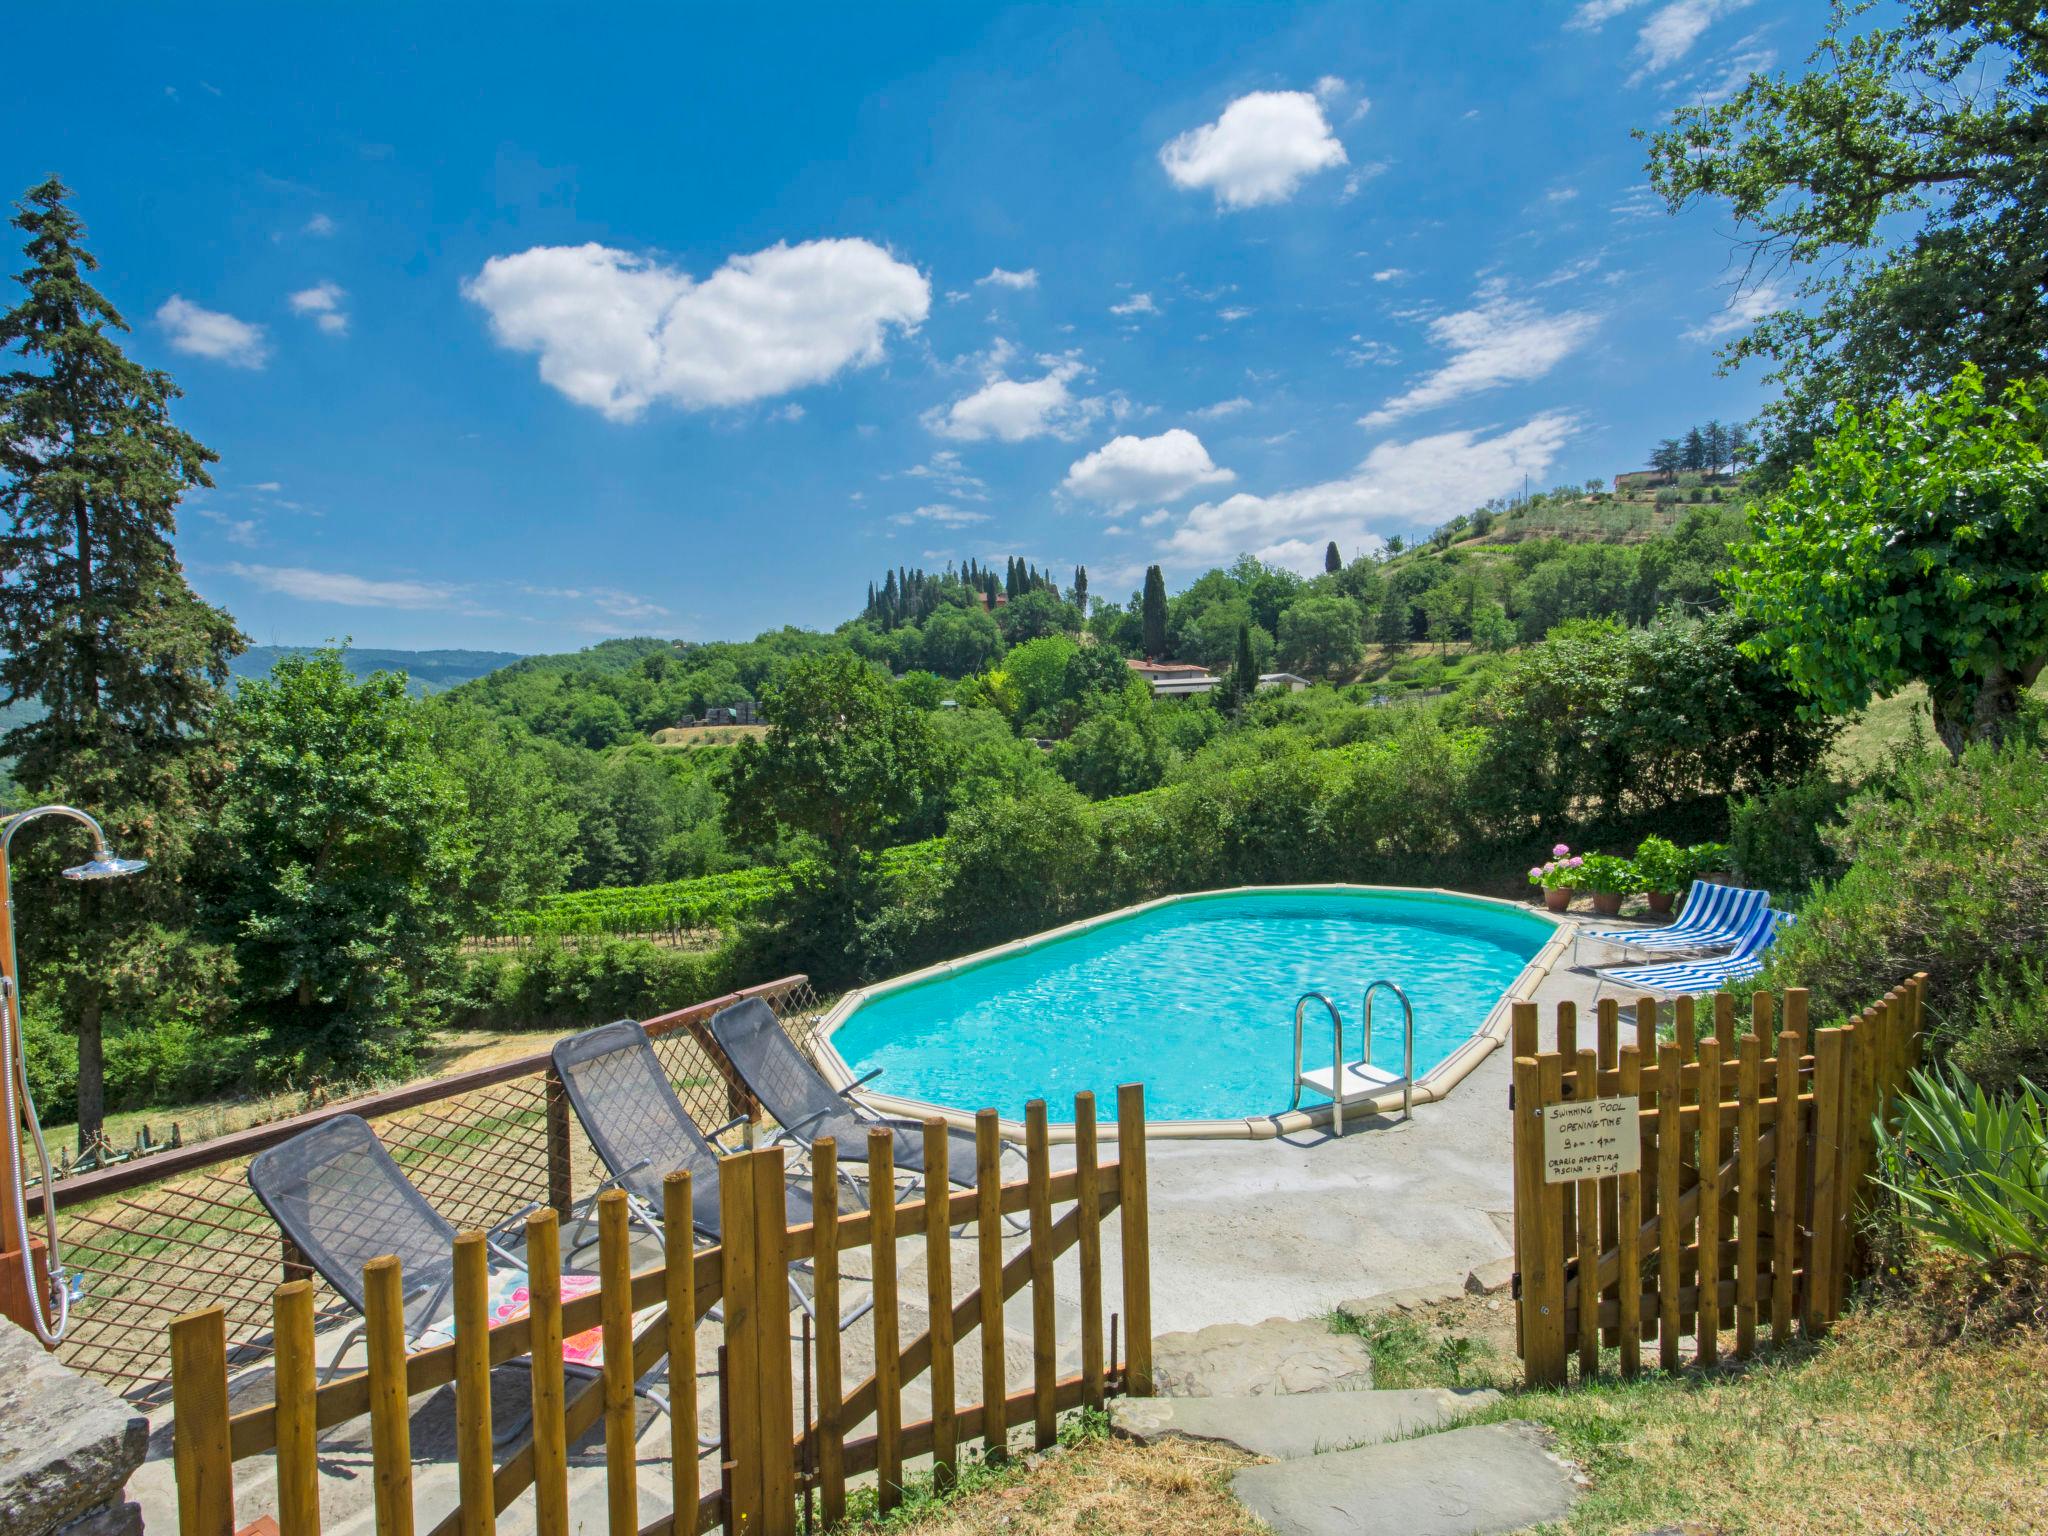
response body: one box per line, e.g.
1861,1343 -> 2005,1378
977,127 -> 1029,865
61,851 -> 147,881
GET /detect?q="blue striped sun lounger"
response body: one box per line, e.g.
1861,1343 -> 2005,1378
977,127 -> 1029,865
1599,907 -> 1791,994
1573,880 -> 1771,967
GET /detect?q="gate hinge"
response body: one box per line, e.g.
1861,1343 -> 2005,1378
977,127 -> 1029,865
1510,1271 -> 1522,1300
1507,1084 -> 1515,1110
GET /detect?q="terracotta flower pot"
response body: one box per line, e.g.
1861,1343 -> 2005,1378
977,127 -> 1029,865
1544,886 -> 1572,913
1646,889 -> 1675,915
1591,890 -> 1624,917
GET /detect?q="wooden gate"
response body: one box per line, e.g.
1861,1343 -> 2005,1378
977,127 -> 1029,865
167,1085 -> 1152,1536
1513,978 -> 1923,1385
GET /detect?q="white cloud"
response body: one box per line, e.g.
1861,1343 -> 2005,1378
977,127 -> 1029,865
1110,292 -> 1159,317
289,281 -> 349,336
304,213 -> 337,237
156,296 -> 269,368
902,449 -> 989,499
1632,0 -> 1750,79
1361,286 -> 1598,426
1546,186 -> 1580,204
768,402 -> 805,422
463,238 -> 929,421
1567,0 -> 1649,28
1216,306 -> 1252,323
1338,161 -> 1390,202
1683,281 -> 1782,343
1686,46 -> 1775,105
925,355 -> 1101,442
228,562 -> 457,608
890,503 -> 991,527
1191,397 -> 1251,420
194,509 -> 259,547
1062,428 -> 1234,511
1139,509 -> 1172,528
523,584 -> 672,623
1159,90 -> 1348,210
248,481 -> 283,493
975,266 -> 1039,290
1372,268 -> 1409,283
1314,75 -> 1346,102
1162,413 -> 1574,571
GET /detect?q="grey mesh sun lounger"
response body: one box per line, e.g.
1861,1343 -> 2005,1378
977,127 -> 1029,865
708,997 -> 1025,1227
549,1018 -> 872,1330
247,1112 -> 667,1437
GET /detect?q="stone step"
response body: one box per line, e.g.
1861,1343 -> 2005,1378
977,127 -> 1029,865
1150,1317 -> 1375,1398
1110,1387 -> 1500,1460
1229,1421 -> 1582,1536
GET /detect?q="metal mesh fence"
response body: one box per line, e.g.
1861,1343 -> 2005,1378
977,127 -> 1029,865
49,979 -> 826,1402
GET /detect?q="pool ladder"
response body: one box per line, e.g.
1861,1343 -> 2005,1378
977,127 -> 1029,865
1287,980 -> 1415,1135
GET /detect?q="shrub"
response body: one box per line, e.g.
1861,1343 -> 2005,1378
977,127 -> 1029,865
1630,835 -> 1689,893
1751,742 -> 2048,1088
1728,773 -> 1854,898
1948,960 -> 2048,1089
1878,1067 -> 2048,1265
1574,852 -> 1641,895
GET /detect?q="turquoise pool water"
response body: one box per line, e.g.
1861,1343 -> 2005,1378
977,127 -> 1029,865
828,888 -> 1553,1123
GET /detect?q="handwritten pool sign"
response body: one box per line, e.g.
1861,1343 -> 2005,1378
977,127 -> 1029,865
1542,1096 -> 1641,1183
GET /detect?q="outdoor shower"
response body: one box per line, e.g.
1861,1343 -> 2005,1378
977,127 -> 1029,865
0,804 -> 147,1346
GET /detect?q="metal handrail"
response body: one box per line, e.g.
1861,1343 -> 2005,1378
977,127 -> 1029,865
1361,978 -> 1415,1121
1287,991 -> 1344,1115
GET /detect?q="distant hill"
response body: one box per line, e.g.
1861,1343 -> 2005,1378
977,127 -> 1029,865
230,646 -> 525,695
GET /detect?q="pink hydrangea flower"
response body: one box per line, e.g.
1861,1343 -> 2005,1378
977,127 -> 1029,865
1528,867 -> 1542,878
1552,843 -> 1570,858
1567,856 -> 1583,868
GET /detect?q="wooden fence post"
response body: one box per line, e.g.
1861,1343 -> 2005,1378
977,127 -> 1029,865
749,1147 -> 796,1532
1771,1027 -> 1801,1347
975,1111 -> 1008,1457
598,1192 -> 638,1536
1026,1100 -> 1057,1448
273,1281 -> 320,1536
526,1208 -> 570,1536
544,1068 -> 574,1221
923,1119 -> 958,1488
1116,1083 -> 1153,1397
1616,1044 -> 1643,1378
1655,1041 -> 1683,1372
1574,1046 -> 1600,1381
170,1307 -> 234,1536
1074,1091 -> 1105,1411
1806,1027 -> 1846,1337
810,1144 -> 845,1527
868,1130 -> 903,1514
1516,1054 -> 1567,1387
364,1257 -> 415,1536
1696,1037 -> 1723,1368
452,1233 -> 496,1536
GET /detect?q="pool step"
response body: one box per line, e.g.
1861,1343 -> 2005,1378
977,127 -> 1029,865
1294,1061 -> 1407,1104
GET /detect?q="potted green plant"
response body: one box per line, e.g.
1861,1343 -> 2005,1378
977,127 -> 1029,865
1527,844 -> 1582,912
1630,836 -> 1688,916
1575,852 -> 1640,917
1684,841 -> 1732,884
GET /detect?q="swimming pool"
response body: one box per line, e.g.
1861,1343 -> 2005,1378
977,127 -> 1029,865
822,886 -> 1560,1126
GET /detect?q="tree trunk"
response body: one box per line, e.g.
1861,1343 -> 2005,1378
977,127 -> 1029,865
1930,657 -> 2046,760
74,990 -> 105,1156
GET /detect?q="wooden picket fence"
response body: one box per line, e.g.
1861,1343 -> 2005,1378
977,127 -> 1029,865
167,1085 -> 1153,1536
1513,976 -> 1925,1385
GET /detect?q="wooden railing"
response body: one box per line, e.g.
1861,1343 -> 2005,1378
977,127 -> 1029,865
166,1085 -> 1152,1536
1512,977 -> 1924,1385
33,975 -> 814,1398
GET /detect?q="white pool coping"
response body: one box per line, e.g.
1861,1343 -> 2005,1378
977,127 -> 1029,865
812,883 -> 1571,1141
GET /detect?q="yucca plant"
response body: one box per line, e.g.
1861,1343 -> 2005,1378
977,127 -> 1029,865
1876,1067 -> 2048,1264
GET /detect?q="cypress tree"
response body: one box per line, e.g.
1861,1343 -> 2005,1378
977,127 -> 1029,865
0,178 -> 245,1149
1233,620 -> 1257,710
1073,564 -> 1089,616
1324,540 -> 1341,574
1141,565 -> 1168,658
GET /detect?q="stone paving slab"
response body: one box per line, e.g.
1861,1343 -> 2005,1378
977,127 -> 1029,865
1110,1387 -> 1500,1460
1229,1421 -> 1582,1536
1151,1317 -> 1376,1398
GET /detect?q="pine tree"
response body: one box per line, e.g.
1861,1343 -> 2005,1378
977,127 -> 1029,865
1141,565 -> 1168,659
1682,426 -> 1707,472
1324,540 -> 1341,574
1650,438 -> 1683,478
1703,419 -> 1730,475
0,177 -> 245,1149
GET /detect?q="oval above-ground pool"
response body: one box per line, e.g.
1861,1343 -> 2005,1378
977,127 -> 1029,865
818,886 -> 1564,1129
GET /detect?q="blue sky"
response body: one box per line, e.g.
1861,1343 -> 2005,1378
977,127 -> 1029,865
4,1 -> 1812,652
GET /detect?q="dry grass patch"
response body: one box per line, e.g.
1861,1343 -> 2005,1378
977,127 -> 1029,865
834,1426 -> 1262,1535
